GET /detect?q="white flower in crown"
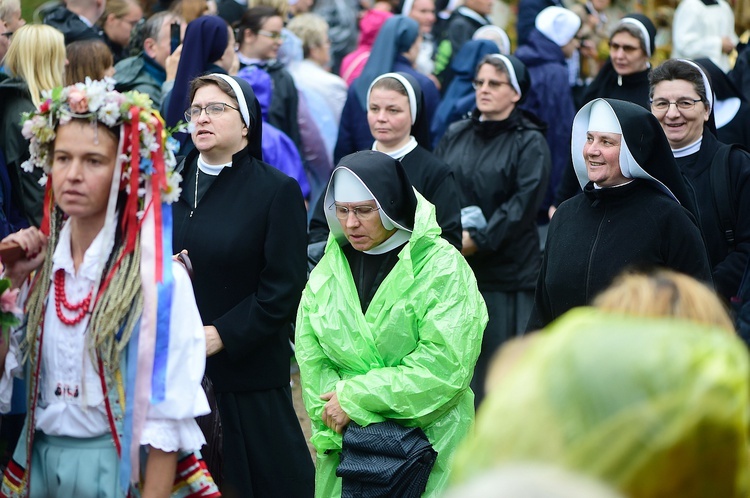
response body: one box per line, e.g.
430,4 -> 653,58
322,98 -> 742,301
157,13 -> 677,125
20,79 -> 188,205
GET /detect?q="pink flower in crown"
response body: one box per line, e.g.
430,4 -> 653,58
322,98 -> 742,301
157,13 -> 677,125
68,90 -> 89,114
0,288 -> 20,315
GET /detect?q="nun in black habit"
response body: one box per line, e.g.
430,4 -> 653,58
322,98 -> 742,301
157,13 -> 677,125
528,98 -> 713,330
172,74 -> 315,497
308,72 -> 462,266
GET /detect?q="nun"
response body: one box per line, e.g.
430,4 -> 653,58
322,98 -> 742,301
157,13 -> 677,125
528,98 -> 713,329
172,73 -> 315,497
694,57 -> 750,149
649,58 -> 750,302
435,53 -> 550,405
296,150 -> 488,498
308,71 -> 462,264
334,15 -> 441,163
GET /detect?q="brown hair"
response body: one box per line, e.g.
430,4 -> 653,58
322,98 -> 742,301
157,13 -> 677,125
188,74 -> 240,107
65,39 -> 114,85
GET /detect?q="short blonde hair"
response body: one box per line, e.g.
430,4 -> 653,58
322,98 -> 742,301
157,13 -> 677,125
0,0 -> 20,23
250,0 -> 289,20
100,0 -> 139,23
593,268 -> 735,333
4,24 -> 66,107
287,13 -> 328,58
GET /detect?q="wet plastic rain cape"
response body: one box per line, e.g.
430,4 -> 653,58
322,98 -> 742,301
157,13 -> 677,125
451,307 -> 750,498
296,192 -> 488,498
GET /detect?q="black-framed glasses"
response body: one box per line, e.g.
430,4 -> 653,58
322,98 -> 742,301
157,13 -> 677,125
472,78 -> 512,90
333,204 -> 380,220
1,32 -> 12,39
257,29 -> 284,41
184,102 -> 240,122
649,98 -> 703,113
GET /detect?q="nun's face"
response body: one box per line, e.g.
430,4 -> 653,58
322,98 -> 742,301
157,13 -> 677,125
336,200 -> 396,252
583,131 -> 628,187
368,87 -> 412,151
651,79 -> 709,150
609,31 -> 649,76
474,63 -> 520,121
190,84 -> 248,163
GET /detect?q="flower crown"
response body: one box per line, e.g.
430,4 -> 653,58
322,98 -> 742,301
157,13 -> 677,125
20,77 -> 184,205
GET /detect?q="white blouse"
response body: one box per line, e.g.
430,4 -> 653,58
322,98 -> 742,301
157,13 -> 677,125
1,220 -> 210,452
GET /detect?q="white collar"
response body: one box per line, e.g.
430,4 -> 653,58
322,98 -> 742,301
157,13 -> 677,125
372,137 -> 418,160
671,137 -> 703,158
198,154 -> 232,176
77,14 -> 94,27
457,6 -> 490,25
593,179 -> 634,189
363,229 -> 411,255
52,219 -> 116,281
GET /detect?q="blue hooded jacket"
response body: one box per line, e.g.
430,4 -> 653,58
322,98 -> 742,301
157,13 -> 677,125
516,28 -> 575,215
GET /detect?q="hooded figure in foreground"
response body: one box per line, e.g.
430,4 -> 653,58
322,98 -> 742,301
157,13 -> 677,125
528,98 -> 712,329
296,150 -> 487,497
453,307 -> 750,498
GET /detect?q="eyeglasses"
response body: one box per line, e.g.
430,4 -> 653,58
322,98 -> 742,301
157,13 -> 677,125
1,32 -> 11,39
257,29 -> 284,41
184,102 -> 240,122
650,98 -> 703,113
472,78 -> 512,90
334,204 -> 380,220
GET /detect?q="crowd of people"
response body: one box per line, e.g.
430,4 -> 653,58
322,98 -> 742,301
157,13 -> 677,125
0,0 -> 749,496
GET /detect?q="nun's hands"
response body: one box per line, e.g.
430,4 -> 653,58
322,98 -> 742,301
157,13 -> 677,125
320,391 -> 351,434
2,228 -> 48,289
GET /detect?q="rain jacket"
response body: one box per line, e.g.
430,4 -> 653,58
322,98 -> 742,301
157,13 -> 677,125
296,193 -> 488,498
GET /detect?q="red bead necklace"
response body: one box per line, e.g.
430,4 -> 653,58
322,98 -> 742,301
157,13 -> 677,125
54,269 -> 93,326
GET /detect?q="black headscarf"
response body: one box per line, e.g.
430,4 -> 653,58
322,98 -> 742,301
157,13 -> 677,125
571,98 -> 699,217
367,72 -> 430,147
323,150 -> 418,245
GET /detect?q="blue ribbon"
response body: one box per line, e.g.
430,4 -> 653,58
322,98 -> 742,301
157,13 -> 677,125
151,203 -> 174,404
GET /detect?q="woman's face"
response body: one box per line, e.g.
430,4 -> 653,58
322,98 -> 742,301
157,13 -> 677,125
609,31 -> 649,76
583,131 -> 628,187
474,63 -> 519,121
336,200 -> 396,251
190,83 -> 248,163
51,121 -> 118,228
409,0 -> 436,34
651,79 -> 708,150
106,3 -> 143,47
368,87 -> 412,151
308,33 -> 331,68
242,15 -> 284,61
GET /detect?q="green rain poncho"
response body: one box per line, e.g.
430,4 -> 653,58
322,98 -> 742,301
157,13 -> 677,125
451,308 -> 750,498
296,193 -> 488,498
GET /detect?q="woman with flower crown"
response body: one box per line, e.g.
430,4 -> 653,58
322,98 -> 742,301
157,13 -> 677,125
0,79 -> 219,498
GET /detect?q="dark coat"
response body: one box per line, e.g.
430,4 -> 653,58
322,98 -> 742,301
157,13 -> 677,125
43,5 -> 102,45
433,6 -> 490,89
516,0 -> 563,46
309,145 -> 463,250
334,55 -> 440,163
676,131 -> 750,300
529,180 -> 714,328
516,28 -> 576,214
0,78 -> 44,226
582,61 -> 651,109
435,107 -> 551,292
172,146 -> 307,393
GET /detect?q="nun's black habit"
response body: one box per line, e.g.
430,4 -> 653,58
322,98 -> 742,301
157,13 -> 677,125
172,75 -> 314,497
528,98 -> 713,329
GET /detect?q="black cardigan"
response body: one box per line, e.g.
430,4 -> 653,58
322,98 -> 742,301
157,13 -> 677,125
173,147 -> 308,392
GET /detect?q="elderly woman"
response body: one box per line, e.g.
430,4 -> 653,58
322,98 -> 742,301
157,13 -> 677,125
528,98 -> 713,329
296,150 -> 487,497
172,74 -> 314,497
435,54 -> 551,404
453,308 -> 750,498
648,59 -> 750,303
308,72 -> 462,259
0,80 -> 216,497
